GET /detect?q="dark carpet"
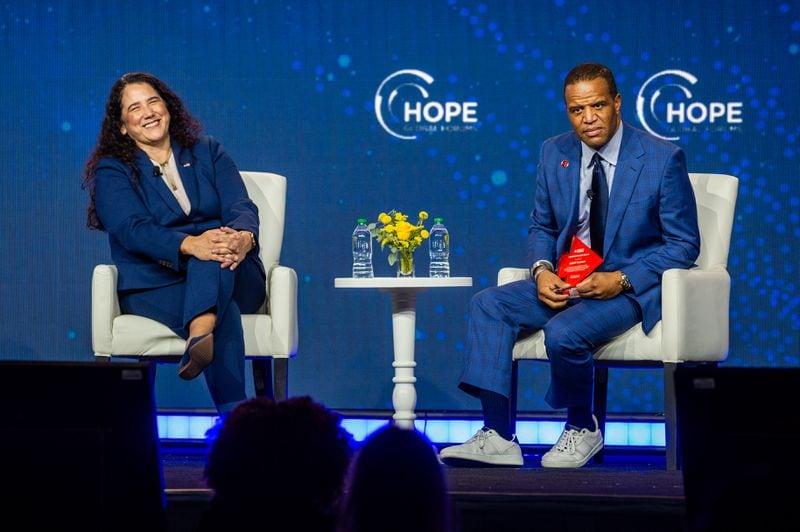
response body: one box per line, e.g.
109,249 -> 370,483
161,444 -> 688,532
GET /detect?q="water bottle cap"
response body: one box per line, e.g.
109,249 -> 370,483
357,218 -> 367,224
434,217 -> 444,223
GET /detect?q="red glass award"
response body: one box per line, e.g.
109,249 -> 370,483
556,236 -> 603,296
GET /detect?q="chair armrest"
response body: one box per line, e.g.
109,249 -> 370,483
92,264 -> 121,356
498,267 -> 531,286
661,267 -> 730,361
267,264 -> 299,357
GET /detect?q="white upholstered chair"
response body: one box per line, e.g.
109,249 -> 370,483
499,173 -> 738,469
92,171 -> 298,400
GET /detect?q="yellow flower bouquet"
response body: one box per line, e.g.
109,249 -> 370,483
369,210 -> 430,277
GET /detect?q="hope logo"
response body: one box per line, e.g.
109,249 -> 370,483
636,69 -> 743,140
374,69 -> 479,140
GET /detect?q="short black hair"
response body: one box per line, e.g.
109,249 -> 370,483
563,62 -> 618,99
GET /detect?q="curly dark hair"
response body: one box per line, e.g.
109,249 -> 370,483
201,396 -> 354,530
81,72 -> 202,230
563,62 -> 619,100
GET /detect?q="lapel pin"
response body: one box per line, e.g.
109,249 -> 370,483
182,162 -> 191,167
561,160 -> 569,168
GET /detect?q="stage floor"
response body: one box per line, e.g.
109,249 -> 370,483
161,443 -> 687,532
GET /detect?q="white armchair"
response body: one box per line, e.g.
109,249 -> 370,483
92,171 -> 298,400
500,173 -> 738,469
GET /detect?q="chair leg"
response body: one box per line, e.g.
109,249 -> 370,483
663,362 -> 679,470
593,366 -> 609,464
509,359 -> 519,435
251,358 -> 274,399
251,358 -> 289,400
273,358 -> 288,401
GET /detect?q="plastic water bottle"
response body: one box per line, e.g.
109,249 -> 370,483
428,217 -> 450,278
352,218 -> 374,278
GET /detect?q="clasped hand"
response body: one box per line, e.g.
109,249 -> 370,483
181,226 -> 253,270
536,270 -> 624,309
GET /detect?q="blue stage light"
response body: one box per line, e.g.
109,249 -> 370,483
158,414 -> 664,448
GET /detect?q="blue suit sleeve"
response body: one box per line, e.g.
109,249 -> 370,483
625,148 -> 700,292
206,138 -> 261,242
94,159 -> 187,270
526,141 -> 563,268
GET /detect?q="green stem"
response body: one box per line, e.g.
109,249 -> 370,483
399,251 -> 414,275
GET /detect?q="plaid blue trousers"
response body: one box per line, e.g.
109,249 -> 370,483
458,279 -> 641,410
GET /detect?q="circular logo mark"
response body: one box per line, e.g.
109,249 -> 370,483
374,69 -> 435,140
636,69 -> 698,141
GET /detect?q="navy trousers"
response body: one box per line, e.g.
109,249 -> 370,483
120,255 -> 266,414
459,279 -> 642,411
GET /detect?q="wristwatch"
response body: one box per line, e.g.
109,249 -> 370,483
531,260 -> 554,281
243,231 -> 257,254
619,271 -> 632,292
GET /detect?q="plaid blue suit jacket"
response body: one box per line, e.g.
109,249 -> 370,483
526,123 -> 700,333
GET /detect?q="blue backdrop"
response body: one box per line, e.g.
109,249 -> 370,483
1,0 -> 798,414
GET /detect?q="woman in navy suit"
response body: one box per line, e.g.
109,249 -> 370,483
82,72 -> 266,414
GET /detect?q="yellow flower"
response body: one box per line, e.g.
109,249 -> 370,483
368,209 -> 433,269
395,220 -> 413,240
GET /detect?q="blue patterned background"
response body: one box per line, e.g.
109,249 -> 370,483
1,0 -> 797,414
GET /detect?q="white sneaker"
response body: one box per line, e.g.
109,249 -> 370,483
439,429 -> 524,466
541,415 -> 603,468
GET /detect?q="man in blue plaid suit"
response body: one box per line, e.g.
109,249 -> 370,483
439,63 -> 700,468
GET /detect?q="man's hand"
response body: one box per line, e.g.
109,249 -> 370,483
575,271 -> 625,299
536,269 -> 571,309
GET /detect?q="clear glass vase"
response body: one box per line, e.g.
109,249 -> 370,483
397,250 -> 415,277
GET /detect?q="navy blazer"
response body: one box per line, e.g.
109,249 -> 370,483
526,123 -> 701,333
95,136 -> 264,292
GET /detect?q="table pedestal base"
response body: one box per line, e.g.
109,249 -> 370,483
391,291 -> 417,429
334,277 -> 472,429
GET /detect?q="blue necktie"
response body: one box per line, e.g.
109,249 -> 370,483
589,153 -> 609,257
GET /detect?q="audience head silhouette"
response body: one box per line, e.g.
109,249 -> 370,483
337,424 -> 453,532
200,396 -> 354,531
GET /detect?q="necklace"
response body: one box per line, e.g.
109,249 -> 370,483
158,148 -> 177,191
